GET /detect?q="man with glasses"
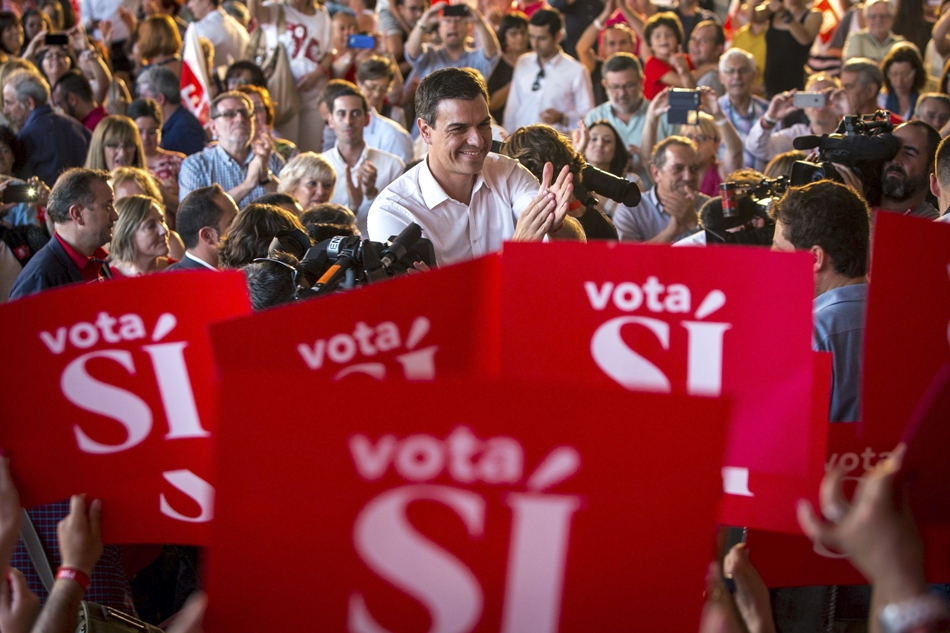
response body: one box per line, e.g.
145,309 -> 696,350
2,69 -> 90,187
716,48 -> 769,170
584,53 -> 675,181
842,0 -> 905,63
504,8 -> 593,134
384,0 -> 429,77
178,91 -> 285,209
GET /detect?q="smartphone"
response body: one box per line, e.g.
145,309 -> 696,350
44,33 -> 69,46
793,92 -> 826,108
441,4 -> 470,17
667,88 -> 701,125
347,34 -> 376,49
3,184 -> 39,204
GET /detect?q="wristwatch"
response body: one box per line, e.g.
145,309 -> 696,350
879,594 -> 950,633
258,169 -> 275,186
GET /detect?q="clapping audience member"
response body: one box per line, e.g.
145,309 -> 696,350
277,152 -> 337,211
108,194 -> 172,276
237,84 -> 299,163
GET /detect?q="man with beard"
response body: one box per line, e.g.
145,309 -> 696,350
321,84 -> 404,236
875,121 -> 940,219
178,91 -> 285,209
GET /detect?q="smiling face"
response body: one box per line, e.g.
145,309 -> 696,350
687,24 -> 721,66
585,124 -> 617,168
134,115 -> 161,155
293,173 -> 335,207
332,13 -> 357,49
134,202 -> 170,259
648,24 -> 679,60
1,23 -> 23,55
41,47 -> 70,83
652,143 -> 700,197
420,95 -> 492,181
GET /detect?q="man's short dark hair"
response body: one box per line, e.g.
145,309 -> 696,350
528,8 -> 562,37
324,82 -> 368,116
252,192 -> 299,208
244,250 -> 298,311
651,135 -> 697,170
47,168 -> 111,224
935,135 -> 950,190
770,181 -> 870,278
692,19 -> 724,47
841,57 -> 883,93
225,60 -> 267,88
318,79 -> 361,110
896,120 -> 940,169
300,203 -> 356,228
53,69 -> 93,104
177,184 -> 226,249
500,123 -> 586,187
603,52 -> 642,76
137,65 -> 181,105
357,56 -> 395,84
415,68 -> 489,127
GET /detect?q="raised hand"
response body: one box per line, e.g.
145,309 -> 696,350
58,494 -> 102,577
345,165 -> 364,211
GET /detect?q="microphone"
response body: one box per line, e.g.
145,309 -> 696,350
380,223 -> 422,270
792,135 -> 824,151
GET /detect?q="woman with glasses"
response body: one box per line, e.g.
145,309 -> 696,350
85,115 -> 146,171
108,194 -> 172,277
879,43 -> 928,121
127,98 -> 184,221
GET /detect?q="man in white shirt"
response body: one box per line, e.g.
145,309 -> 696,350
368,67 -> 578,266
356,57 -> 414,163
185,0 -> 250,70
321,84 -> 405,236
504,8 -> 594,134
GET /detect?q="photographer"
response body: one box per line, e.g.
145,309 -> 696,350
769,180 -> 869,423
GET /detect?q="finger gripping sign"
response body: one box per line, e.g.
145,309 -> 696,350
0,271 -> 251,544
205,378 -> 730,632
499,241 -> 818,532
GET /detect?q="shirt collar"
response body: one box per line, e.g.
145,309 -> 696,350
55,232 -> 107,268
418,156 -> 488,208
185,251 -> 218,270
331,143 -> 368,168
814,282 -> 868,310
214,142 -> 256,167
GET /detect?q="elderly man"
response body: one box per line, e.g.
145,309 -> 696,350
746,74 -> 840,162
614,136 -> 710,243
505,8 -> 594,134
178,91 -> 285,209
717,48 -> 769,170
689,20 -> 725,96
584,53 -> 676,181
368,68 -> 578,265
405,2 -> 499,83
9,169 -> 115,299
842,0 -> 905,63
3,70 -> 90,187
840,57 -> 902,121
913,93 -> 950,133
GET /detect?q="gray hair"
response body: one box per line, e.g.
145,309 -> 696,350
719,47 -> 755,74
841,57 -> 884,91
137,65 -> 181,105
5,69 -> 49,107
865,0 -> 894,17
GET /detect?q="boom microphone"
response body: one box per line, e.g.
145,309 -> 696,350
792,136 -> 824,151
380,223 -> 422,270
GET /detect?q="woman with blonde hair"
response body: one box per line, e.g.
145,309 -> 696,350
109,194 -> 172,276
277,152 -> 336,210
111,166 -> 186,259
85,115 -> 146,171
135,15 -> 183,77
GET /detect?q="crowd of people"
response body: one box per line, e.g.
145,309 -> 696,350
0,0 -> 949,628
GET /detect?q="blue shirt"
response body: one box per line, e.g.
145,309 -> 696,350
407,45 -> 498,85
813,283 -> 868,422
612,185 -> 709,243
178,143 -> 285,208
18,104 -> 91,187
717,94 -> 770,171
161,106 -> 207,156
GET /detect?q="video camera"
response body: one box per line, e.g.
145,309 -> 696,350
264,223 -> 437,299
701,177 -> 788,246
790,111 -> 899,206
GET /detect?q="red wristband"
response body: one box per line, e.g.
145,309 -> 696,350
56,567 -> 90,591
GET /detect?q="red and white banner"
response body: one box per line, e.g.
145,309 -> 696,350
205,377 -> 731,632
0,272 -> 251,544
498,242 -> 820,532
209,255 -> 501,381
181,25 -> 212,125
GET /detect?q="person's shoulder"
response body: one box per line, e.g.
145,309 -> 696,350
367,146 -> 404,166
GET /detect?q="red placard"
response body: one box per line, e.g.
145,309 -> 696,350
862,213 -> 950,446
498,241 -> 818,532
205,376 -> 730,632
747,425 -> 950,587
0,271 -> 251,544
209,255 -> 501,381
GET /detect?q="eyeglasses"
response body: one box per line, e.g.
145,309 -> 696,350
867,12 -> 891,20
532,65 -> 545,91
105,142 -> 137,152
685,134 -> 710,143
606,81 -> 639,93
213,108 -> 251,120
721,67 -> 752,76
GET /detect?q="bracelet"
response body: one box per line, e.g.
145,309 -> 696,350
593,18 -> 604,30
714,117 -> 729,126
56,567 -> 90,591
761,114 -> 778,127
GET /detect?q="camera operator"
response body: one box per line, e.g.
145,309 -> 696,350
500,124 -> 616,240
745,74 -> 840,164
614,136 -> 709,243
770,180 -> 869,422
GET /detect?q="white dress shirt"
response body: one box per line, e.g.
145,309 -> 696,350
81,0 -> 139,41
504,50 -> 594,134
365,109 -> 414,165
322,144 -> 405,236
187,8 -> 249,70
367,153 -> 539,266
